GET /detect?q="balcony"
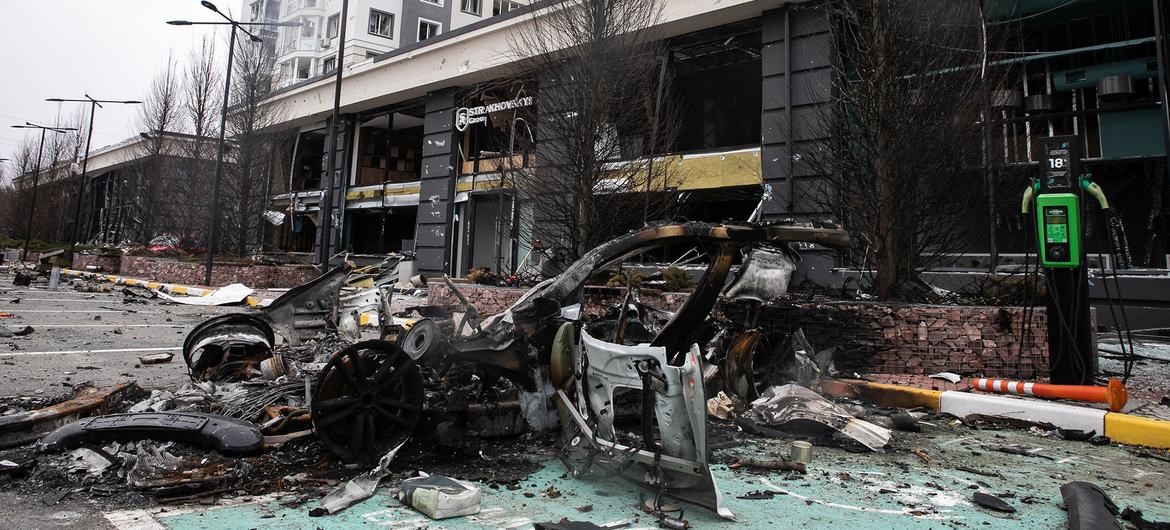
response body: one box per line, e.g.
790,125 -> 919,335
281,0 -> 325,18
277,37 -> 323,57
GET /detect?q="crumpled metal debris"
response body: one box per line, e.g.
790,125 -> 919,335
747,384 -> 890,451
311,441 -> 406,516
67,447 -> 115,475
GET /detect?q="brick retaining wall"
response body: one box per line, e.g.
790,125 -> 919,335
68,254 -> 318,288
722,301 -> 1050,378
118,256 -> 319,288
73,254 -> 122,273
426,283 -> 1051,378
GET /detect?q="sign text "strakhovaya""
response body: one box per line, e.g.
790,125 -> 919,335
454,96 -> 534,132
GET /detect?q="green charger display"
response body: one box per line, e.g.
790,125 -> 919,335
1035,193 -> 1081,268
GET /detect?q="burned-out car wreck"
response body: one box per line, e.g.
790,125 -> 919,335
314,221 -> 851,519
26,221 -> 865,521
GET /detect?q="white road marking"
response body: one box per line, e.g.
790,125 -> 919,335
102,509 -> 167,530
1,291 -> 110,298
0,309 -> 125,313
0,298 -> 110,303
104,493 -> 283,529
0,346 -> 181,357
28,324 -> 184,328
760,477 -> 955,519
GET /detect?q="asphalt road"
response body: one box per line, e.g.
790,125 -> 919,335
0,272 -> 240,396
0,272 -> 249,529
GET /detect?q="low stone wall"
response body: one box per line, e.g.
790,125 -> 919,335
73,254 -> 122,273
722,301 -> 1050,378
426,282 -> 689,316
115,256 -> 319,288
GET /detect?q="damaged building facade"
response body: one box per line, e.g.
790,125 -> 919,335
261,0 -> 834,277
260,0 -> 1170,278
7,131 -> 220,249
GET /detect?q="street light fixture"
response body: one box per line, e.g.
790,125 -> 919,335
46,95 -> 142,260
167,1 -> 300,285
11,122 -> 79,261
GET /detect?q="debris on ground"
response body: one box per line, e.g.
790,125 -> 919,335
972,491 -> 1016,513
311,442 -> 406,516
0,325 -> 33,337
1061,481 -> 1122,529
137,353 -> 173,365
746,384 -> 891,451
121,285 -> 157,301
39,412 -> 265,455
2,226 -> 1168,527
0,383 -> 135,449
396,473 -> 482,520
729,457 -> 807,473
706,391 -> 736,419
158,283 -> 253,306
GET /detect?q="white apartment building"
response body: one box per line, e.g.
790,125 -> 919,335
247,0 -> 525,87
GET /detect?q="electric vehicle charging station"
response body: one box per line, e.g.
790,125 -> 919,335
1023,136 -> 1097,385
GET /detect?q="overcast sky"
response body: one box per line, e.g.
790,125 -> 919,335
0,1 -> 245,181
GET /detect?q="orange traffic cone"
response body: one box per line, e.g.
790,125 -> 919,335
970,377 -> 1128,412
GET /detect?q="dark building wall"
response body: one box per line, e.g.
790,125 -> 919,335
315,118 -> 355,261
413,89 -> 461,277
760,3 -> 832,218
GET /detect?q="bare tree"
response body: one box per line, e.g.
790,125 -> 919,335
33,108 -> 90,243
170,36 -> 223,244
219,38 -> 284,256
804,0 -> 1012,300
129,56 -> 185,245
503,0 -> 679,264
0,139 -> 39,240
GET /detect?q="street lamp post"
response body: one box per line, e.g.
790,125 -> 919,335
10,122 -> 79,261
168,1 -> 300,285
46,96 -> 141,260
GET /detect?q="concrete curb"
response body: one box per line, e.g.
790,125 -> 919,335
821,378 -> 1170,450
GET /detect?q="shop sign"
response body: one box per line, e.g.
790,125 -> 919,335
454,96 -> 535,132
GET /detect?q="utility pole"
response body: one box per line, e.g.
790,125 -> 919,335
46,96 -> 141,261
10,122 -> 78,261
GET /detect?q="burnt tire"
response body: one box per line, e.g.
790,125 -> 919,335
311,340 -> 424,464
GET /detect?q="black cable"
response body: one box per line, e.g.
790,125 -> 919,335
1093,210 -> 1133,383
1019,195 -> 1038,364
1046,268 -> 1089,383
1102,209 -> 1138,381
